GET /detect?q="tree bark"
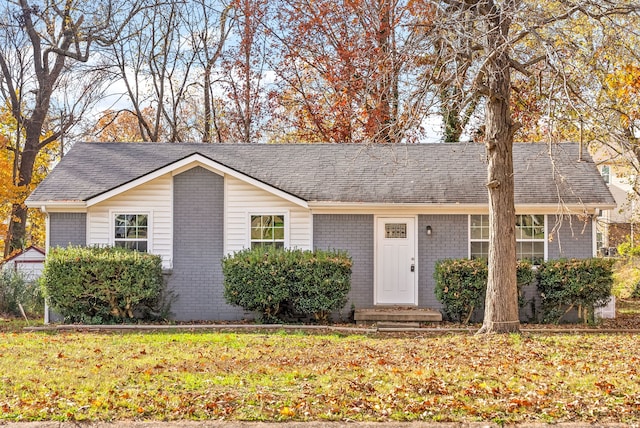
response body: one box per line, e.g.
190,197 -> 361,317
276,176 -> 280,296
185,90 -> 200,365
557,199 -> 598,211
4,132 -> 39,257
477,2 -> 520,334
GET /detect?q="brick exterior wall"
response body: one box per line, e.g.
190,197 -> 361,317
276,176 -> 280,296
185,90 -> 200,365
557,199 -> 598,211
49,213 -> 86,247
548,215 -> 593,259
313,214 -> 374,313
170,167 -> 247,321
418,215 -> 469,310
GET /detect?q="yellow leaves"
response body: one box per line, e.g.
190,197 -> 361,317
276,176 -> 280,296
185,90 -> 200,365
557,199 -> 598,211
0,102 -> 57,253
605,64 -> 640,121
279,406 -> 296,417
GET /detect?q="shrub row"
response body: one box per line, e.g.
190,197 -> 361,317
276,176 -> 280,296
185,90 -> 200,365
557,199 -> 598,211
41,246 -> 167,324
222,247 -> 352,323
434,258 -> 613,324
537,258 -> 615,324
434,259 -> 533,323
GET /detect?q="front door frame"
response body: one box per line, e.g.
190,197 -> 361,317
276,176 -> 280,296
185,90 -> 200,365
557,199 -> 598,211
374,215 -> 419,306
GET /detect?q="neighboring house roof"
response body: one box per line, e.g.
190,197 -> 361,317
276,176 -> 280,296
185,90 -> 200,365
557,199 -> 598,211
26,142 -> 615,208
2,246 -> 46,264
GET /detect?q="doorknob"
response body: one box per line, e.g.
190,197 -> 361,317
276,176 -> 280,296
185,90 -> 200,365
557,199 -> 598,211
410,264 -> 415,272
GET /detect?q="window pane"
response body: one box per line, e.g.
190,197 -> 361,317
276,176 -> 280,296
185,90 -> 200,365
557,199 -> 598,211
251,216 -> 262,228
470,215 -> 489,239
274,226 -> 285,240
533,226 -> 544,239
470,215 -> 482,228
470,241 -> 489,259
385,223 -> 407,238
136,215 -> 147,227
251,227 -> 262,240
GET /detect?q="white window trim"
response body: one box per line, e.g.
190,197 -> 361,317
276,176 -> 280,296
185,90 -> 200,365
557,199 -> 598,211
247,211 -> 290,249
110,210 -> 153,253
468,214 -> 548,262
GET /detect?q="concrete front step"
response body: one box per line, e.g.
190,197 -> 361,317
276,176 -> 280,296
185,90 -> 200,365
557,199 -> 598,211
376,322 -> 421,329
354,308 -> 442,323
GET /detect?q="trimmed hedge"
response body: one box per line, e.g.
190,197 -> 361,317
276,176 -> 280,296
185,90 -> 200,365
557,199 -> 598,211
537,258 -> 614,324
41,246 -> 167,324
222,247 -> 351,323
434,259 -> 533,323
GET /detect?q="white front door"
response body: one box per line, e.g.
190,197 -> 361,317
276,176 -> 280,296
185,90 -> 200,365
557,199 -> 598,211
375,217 -> 417,305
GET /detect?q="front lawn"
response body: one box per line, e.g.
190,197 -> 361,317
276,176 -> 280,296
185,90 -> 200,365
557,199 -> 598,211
1,329 -> 639,423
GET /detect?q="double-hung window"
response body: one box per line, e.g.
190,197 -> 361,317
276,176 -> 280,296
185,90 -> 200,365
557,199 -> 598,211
470,214 -> 545,263
250,215 -> 285,248
114,214 -> 148,252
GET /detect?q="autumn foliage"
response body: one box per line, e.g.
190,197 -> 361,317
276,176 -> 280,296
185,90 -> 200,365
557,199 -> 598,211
0,107 -> 53,257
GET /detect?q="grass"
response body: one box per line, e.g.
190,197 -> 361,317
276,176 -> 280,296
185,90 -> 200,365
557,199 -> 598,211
1,329 -> 640,423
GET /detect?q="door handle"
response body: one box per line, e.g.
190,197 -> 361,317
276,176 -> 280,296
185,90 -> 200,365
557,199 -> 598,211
410,264 -> 415,272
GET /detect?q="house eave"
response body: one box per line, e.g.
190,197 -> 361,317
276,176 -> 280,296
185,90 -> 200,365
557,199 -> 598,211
308,201 -> 615,215
24,200 -> 87,212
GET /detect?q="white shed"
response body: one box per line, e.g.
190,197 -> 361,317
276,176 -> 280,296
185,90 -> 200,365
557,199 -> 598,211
2,246 -> 46,281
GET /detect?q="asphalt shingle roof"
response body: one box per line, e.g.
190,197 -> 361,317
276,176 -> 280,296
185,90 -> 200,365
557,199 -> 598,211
26,142 -> 615,207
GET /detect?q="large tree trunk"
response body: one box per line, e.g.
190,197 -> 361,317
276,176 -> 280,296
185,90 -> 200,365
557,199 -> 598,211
477,3 -> 520,334
4,131 -> 39,257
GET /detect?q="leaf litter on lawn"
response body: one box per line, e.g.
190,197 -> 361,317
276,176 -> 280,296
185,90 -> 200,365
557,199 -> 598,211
0,330 -> 639,423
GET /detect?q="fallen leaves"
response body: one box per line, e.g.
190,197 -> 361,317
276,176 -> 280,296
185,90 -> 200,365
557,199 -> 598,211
1,331 -> 640,423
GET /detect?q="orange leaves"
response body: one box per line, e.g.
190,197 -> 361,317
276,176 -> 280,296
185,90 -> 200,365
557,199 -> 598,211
92,109 -> 154,142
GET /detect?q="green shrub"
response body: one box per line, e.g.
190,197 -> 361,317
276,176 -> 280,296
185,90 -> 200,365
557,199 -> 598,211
434,259 -> 487,323
41,246 -> 166,324
290,251 -> 352,322
537,258 -> 614,324
222,247 -> 351,323
0,269 -> 44,317
618,240 -> 640,258
434,259 -> 534,323
222,247 -> 292,323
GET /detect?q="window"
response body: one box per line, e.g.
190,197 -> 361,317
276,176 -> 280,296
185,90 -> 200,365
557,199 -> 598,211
250,215 -> 285,248
470,214 -> 545,263
114,214 -> 148,252
601,165 -> 610,184
385,223 -> 407,238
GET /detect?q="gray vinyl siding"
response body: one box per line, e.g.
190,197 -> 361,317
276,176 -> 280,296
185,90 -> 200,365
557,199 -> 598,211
49,213 -> 86,247
313,214 -> 374,312
418,215 -> 469,310
170,167 -> 246,321
547,215 -> 593,259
